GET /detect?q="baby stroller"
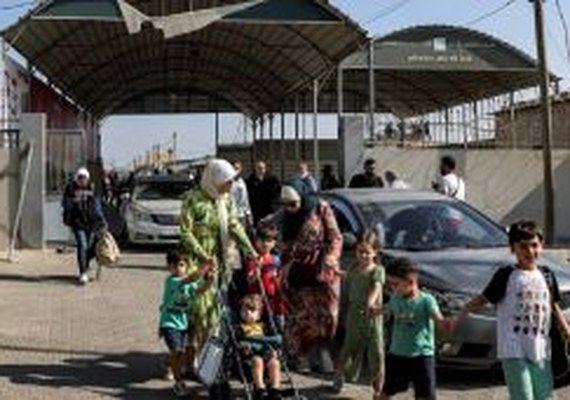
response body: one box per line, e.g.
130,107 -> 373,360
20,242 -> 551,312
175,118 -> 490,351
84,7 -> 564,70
197,276 -> 307,400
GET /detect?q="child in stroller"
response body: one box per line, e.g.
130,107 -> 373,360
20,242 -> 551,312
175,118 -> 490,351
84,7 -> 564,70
238,294 -> 283,400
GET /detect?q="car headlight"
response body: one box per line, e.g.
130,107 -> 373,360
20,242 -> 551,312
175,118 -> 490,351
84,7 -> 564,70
130,206 -> 153,223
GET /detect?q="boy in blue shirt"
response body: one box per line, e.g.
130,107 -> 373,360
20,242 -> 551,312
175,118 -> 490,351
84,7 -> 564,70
376,258 -> 452,400
159,250 -> 213,396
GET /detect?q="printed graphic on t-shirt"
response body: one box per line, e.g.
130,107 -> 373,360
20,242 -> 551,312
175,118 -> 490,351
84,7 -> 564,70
172,288 -> 191,310
394,311 -> 418,326
512,284 -> 549,338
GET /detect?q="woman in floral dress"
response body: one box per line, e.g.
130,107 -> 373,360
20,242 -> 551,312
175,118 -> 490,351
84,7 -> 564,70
180,159 -> 257,365
260,179 -> 343,367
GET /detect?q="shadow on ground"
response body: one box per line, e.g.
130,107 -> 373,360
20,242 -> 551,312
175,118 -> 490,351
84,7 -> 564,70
0,349 -> 184,399
0,343 -> 522,400
0,273 -> 77,285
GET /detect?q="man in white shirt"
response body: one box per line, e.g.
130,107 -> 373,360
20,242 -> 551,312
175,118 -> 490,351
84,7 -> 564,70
432,156 -> 466,201
385,170 -> 410,189
231,161 -> 253,229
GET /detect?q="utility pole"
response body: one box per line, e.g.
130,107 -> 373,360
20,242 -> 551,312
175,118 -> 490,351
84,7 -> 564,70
532,0 -> 555,244
172,131 -> 177,158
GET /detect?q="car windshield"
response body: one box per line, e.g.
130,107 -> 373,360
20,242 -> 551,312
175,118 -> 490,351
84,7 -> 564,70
134,182 -> 192,201
357,200 -> 509,251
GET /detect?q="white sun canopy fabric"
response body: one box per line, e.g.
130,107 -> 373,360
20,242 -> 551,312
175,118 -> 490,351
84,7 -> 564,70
118,0 -> 265,39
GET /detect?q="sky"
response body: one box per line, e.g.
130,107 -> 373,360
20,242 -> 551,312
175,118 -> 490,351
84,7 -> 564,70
1,0 -> 570,168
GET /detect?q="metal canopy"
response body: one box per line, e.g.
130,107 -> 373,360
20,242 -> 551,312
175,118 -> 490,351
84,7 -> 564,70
2,0 -> 367,118
326,25 -> 548,117
114,24 -> 550,117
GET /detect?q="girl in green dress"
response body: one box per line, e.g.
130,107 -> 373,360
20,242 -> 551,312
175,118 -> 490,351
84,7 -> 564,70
179,159 -> 257,369
333,230 -> 385,399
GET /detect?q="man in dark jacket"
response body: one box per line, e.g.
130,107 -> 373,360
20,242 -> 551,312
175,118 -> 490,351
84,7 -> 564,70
321,164 -> 341,191
62,167 -> 106,285
349,158 -> 384,188
246,161 -> 281,225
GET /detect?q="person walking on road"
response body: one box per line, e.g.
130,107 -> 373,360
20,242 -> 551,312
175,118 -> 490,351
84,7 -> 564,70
432,155 -> 466,201
62,167 -> 106,285
455,221 -> 570,400
333,231 -> 385,397
259,179 -> 343,373
180,159 -> 258,370
158,250 -> 213,397
378,259 -> 452,400
246,161 -> 281,225
349,159 -> 384,188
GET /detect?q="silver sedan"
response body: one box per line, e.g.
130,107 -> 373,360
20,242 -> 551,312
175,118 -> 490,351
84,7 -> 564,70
321,188 -> 570,370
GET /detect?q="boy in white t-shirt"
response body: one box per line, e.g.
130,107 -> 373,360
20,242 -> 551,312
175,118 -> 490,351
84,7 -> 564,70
432,156 -> 465,201
455,221 -> 570,400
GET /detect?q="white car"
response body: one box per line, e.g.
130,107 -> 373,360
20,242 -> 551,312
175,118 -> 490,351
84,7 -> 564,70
123,177 -> 194,245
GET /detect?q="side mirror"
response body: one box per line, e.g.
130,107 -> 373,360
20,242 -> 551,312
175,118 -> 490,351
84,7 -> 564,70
342,232 -> 357,249
375,222 -> 386,248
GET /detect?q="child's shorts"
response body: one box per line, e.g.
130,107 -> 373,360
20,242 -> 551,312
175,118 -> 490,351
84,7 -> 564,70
160,328 -> 188,353
383,354 -> 436,400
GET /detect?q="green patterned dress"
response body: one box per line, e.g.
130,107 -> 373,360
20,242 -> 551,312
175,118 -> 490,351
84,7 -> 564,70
180,188 -> 256,346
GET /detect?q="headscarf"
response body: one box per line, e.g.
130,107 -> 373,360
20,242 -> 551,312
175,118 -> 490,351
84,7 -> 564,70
75,167 -> 90,182
200,159 -> 237,200
200,159 -> 239,271
281,178 -> 318,242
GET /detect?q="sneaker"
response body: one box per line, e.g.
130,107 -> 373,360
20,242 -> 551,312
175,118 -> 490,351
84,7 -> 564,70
332,373 -> 344,393
78,273 -> 89,285
173,381 -> 189,397
267,388 -> 283,400
253,388 -> 266,400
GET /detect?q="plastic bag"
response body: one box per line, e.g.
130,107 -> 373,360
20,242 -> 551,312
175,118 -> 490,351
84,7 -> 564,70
197,337 -> 225,387
95,230 -> 120,266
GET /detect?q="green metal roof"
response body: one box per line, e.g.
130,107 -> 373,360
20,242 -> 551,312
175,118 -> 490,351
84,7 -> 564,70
33,0 -> 343,22
225,0 -> 340,22
300,24 -> 547,117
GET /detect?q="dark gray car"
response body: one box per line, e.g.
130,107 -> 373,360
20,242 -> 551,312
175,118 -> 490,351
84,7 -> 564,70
321,188 -> 570,370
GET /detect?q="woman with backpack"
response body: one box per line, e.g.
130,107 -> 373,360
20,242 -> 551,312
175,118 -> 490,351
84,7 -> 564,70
259,179 -> 343,373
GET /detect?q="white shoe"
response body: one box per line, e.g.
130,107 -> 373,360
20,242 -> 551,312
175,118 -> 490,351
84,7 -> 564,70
79,273 -> 89,285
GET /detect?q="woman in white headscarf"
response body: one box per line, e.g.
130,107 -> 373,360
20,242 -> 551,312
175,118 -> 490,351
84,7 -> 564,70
179,159 -> 257,366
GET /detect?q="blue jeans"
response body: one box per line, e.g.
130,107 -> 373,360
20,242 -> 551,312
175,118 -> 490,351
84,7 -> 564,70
72,228 -> 95,274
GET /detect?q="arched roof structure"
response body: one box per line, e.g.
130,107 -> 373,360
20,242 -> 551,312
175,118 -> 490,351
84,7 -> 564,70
2,0 -> 367,118
301,24 -> 553,117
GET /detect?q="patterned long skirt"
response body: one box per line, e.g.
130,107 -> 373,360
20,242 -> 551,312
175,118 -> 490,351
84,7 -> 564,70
284,281 -> 340,357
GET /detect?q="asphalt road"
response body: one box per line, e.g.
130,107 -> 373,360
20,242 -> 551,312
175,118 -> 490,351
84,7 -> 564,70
1,249 -> 570,399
